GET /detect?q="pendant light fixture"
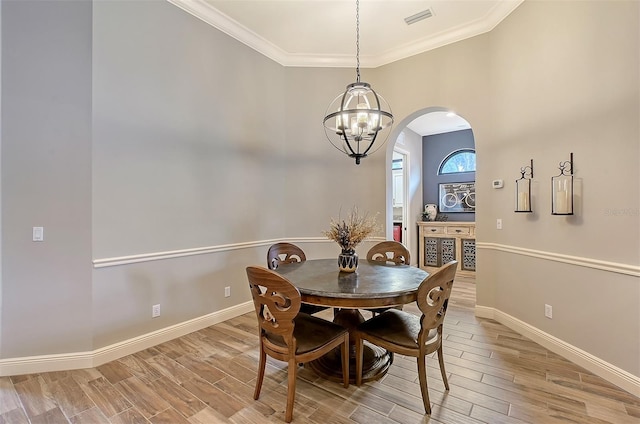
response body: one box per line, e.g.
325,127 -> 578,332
323,0 -> 394,165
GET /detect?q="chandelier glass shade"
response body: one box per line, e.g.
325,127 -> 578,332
323,82 -> 393,164
322,0 -> 394,165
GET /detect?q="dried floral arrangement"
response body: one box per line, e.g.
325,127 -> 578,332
323,207 -> 380,252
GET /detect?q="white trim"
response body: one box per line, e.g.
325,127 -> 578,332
0,301 -> 254,377
93,237 -> 386,268
92,238 -> 285,268
166,0 -> 288,65
166,0 -> 523,68
94,240 -> 639,274
475,306 -> 640,397
476,242 -> 640,277
374,1 -> 522,68
392,147 -> 411,258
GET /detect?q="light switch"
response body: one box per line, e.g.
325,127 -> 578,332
33,227 -> 44,241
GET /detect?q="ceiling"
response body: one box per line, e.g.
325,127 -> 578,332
170,0 -> 522,68
168,0 -> 522,135
405,111 -> 471,136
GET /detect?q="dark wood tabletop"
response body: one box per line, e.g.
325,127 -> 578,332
273,258 -> 429,309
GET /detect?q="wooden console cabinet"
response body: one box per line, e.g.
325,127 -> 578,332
418,221 -> 476,274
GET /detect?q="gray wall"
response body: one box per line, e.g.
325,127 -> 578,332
382,0 -> 639,377
1,0 -> 93,357
476,0 -> 639,375
92,0 -> 287,258
1,0 -> 638,384
378,1 -> 638,379
90,2 -> 384,348
422,128 -> 475,222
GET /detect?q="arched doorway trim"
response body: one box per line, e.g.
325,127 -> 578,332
384,106 -> 473,261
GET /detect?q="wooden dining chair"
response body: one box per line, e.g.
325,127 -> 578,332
366,240 -> 411,265
246,266 -> 349,423
366,240 -> 411,316
267,242 -> 328,315
354,260 -> 457,415
267,242 -> 307,269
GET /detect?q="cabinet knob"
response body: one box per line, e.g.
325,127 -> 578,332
455,229 -> 462,233
430,228 -> 436,232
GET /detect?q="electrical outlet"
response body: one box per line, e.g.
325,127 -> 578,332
496,218 -> 502,230
545,304 -> 552,319
224,286 -> 231,298
152,304 -> 161,318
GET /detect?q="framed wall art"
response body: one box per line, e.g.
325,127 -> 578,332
439,182 -> 476,213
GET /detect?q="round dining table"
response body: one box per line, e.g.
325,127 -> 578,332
273,258 -> 429,383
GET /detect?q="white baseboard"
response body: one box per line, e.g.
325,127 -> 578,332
0,301 -> 254,377
475,305 -> 640,397
5,298 -> 638,400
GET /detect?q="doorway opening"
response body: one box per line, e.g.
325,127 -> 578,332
392,149 -> 409,247
386,108 -> 476,299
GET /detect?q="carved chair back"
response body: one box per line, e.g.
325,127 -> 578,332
247,266 -> 301,354
267,242 -> 307,270
416,260 -> 457,348
366,241 -> 410,265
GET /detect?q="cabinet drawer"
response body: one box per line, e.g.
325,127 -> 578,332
423,226 -> 445,235
446,226 -> 471,235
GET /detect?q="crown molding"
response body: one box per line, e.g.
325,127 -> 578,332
166,0 -> 289,64
167,0 -> 523,68
372,0 -> 523,67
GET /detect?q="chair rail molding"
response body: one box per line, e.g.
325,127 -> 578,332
93,236 -> 386,268
476,242 -> 639,277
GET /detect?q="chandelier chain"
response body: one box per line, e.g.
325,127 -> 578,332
322,0 -> 393,165
356,0 -> 360,82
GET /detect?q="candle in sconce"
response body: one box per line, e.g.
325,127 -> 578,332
555,190 -> 569,214
517,192 -> 529,211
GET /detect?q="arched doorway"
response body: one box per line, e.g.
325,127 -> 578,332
385,107 -> 474,268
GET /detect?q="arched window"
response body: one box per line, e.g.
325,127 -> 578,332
438,149 -> 476,174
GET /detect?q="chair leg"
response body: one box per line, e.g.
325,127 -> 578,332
437,343 -> 449,391
417,355 -> 432,415
285,357 -> 297,423
355,333 -> 363,386
341,335 -> 349,388
254,344 -> 266,400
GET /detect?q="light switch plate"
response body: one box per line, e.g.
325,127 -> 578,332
32,227 -> 44,242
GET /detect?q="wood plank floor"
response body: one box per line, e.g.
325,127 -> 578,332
1,273 -> 639,423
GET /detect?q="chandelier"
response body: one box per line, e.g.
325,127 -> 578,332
322,0 -> 394,165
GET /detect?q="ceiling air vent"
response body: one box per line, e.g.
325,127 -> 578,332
404,8 -> 433,25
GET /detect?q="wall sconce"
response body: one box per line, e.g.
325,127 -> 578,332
551,153 -> 574,215
515,159 -> 533,213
